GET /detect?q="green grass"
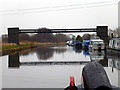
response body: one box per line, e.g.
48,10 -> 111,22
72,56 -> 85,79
1,45 -> 29,51
1,42 -> 59,51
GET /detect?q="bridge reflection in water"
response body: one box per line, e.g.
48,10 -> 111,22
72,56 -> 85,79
8,46 -> 120,71
8,53 -> 90,68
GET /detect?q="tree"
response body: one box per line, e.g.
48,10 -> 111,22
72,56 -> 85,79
19,33 -> 31,41
55,34 -> 68,42
82,34 -> 91,40
108,29 -> 114,38
76,35 -> 83,42
31,33 -> 57,42
115,28 -> 120,37
2,34 -> 8,42
108,28 -> 120,38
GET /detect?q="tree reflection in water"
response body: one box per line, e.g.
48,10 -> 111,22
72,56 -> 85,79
20,48 -> 35,56
73,46 -> 82,53
36,47 -> 67,60
19,46 -> 67,60
21,52 -> 29,56
36,47 -> 54,60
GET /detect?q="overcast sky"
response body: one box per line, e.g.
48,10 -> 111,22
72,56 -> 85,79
0,0 -> 119,36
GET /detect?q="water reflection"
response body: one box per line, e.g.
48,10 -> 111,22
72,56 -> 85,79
54,48 -> 67,54
36,47 -> 67,60
20,46 -> 67,60
20,48 -> 34,56
36,47 -> 54,60
89,50 -> 105,61
107,54 -> 120,70
5,46 -> 120,88
8,53 -> 20,68
73,46 -> 82,53
89,50 -> 120,70
99,55 -> 108,67
8,46 -> 68,68
83,49 -> 90,56
7,46 -> 120,71
82,49 -> 108,67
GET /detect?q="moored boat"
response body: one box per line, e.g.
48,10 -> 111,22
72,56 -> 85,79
107,38 -> 120,55
66,41 -> 69,45
89,39 -> 105,51
66,40 -> 75,46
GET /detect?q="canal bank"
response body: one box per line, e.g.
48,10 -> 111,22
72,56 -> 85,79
0,42 -> 66,56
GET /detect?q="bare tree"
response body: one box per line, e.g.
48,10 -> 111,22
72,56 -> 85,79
19,33 -> 31,41
82,34 -> 91,40
109,28 -> 120,38
2,34 -> 8,42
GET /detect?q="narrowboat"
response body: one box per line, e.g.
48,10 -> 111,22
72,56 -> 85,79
107,38 -> 120,55
66,41 -> 69,45
66,40 -> 75,46
89,39 -> 105,51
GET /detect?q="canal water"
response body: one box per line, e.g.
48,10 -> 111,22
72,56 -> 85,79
1,45 -> 120,88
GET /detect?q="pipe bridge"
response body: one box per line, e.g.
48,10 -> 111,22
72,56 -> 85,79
19,28 -> 96,33
8,26 -> 108,45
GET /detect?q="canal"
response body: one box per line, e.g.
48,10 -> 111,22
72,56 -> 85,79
1,45 -> 120,88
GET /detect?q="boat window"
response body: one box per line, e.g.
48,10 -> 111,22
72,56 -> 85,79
119,40 -> 120,47
90,41 -> 92,45
98,41 -> 104,44
114,40 -> 118,48
113,40 -> 115,48
92,41 -> 104,45
109,40 -> 112,47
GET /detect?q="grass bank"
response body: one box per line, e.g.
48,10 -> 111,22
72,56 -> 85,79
0,42 -> 66,56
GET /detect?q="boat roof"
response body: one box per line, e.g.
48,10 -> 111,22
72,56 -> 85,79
83,40 -> 90,42
90,39 -> 103,42
110,38 -> 120,40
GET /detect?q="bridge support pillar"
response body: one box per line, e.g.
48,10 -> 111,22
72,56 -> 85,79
96,26 -> 108,46
8,27 -> 19,45
8,53 -> 20,68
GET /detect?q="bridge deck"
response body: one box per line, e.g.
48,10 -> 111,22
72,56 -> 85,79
19,28 -> 96,33
20,61 -> 90,66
